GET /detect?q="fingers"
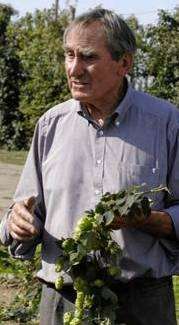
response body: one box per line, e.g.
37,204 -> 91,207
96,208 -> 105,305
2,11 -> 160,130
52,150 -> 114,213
10,209 -> 38,236
108,215 -> 127,230
9,222 -> 36,241
8,197 -> 39,242
13,201 -> 35,224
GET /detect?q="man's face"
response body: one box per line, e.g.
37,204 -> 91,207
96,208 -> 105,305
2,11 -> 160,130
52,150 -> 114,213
64,22 -> 129,107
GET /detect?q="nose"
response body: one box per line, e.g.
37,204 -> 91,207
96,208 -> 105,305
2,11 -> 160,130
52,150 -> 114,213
68,57 -> 85,78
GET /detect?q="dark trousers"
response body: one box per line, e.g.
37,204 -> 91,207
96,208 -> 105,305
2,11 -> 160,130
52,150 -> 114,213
39,277 -> 177,325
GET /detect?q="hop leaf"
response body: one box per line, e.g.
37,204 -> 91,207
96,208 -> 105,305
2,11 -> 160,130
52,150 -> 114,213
93,279 -> 104,287
84,294 -> 94,309
101,287 -> 118,305
73,216 -> 93,240
62,238 -> 76,253
107,241 -> 121,255
103,211 -> 115,226
74,278 -> 87,292
108,266 -> 121,277
55,184 -> 166,323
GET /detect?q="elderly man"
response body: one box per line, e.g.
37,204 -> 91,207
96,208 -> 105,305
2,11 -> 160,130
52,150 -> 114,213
0,8 -> 179,325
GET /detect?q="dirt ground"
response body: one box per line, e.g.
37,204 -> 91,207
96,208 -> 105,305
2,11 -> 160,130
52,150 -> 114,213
0,163 -> 22,220
1,163 -> 179,325
0,163 -> 23,324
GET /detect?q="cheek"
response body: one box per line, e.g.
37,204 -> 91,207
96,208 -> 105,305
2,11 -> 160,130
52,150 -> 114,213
65,68 -> 72,86
88,67 -> 104,85
91,69 -> 114,87
65,64 -> 70,78
65,60 -> 73,76
66,76 -> 71,89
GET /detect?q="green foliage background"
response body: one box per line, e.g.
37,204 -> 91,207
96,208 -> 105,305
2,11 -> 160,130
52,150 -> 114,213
0,4 -> 179,149
0,4 -> 71,149
0,4 -> 178,322
0,3 -> 179,149
0,244 -> 41,324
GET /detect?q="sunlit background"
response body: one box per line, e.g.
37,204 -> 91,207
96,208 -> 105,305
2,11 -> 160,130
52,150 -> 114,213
0,0 -> 178,25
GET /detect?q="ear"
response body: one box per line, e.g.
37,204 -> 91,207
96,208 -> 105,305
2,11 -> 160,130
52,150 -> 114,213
117,53 -> 134,76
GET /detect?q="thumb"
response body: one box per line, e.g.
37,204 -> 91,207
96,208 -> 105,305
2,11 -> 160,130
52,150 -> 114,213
24,196 -> 41,235
24,196 -> 37,214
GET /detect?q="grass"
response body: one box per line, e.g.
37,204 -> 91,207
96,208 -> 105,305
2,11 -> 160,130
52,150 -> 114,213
0,149 -> 27,165
0,245 -> 178,323
173,276 -> 179,319
0,149 -> 179,321
0,245 -> 41,324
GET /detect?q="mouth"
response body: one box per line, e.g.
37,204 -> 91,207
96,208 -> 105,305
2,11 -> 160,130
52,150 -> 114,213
71,80 -> 89,86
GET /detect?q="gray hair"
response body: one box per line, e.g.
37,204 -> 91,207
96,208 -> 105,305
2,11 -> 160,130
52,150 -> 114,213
63,8 -> 137,61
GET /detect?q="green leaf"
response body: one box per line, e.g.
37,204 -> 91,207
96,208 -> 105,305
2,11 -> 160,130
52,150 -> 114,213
70,252 -> 83,265
103,211 -> 115,226
55,184 -> 166,323
94,213 -> 104,225
81,231 -> 100,251
115,197 -> 126,207
62,238 -> 76,253
101,287 -> 118,305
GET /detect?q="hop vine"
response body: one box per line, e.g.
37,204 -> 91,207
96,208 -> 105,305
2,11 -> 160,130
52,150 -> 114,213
55,185 -> 167,324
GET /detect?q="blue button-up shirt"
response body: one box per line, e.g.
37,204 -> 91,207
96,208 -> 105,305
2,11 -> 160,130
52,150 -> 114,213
1,84 -> 179,284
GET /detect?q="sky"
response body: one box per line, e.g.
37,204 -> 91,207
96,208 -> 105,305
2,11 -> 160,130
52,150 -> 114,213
1,0 -> 179,25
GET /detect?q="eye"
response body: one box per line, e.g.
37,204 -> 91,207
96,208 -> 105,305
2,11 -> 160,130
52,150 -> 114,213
82,53 -> 98,61
64,51 -> 74,60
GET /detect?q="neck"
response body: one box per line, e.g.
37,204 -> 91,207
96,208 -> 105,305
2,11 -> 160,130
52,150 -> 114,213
82,79 -> 127,124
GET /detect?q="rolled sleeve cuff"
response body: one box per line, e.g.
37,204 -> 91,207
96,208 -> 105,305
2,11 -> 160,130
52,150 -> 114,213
0,210 -> 13,246
164,205 -> 179,240
0,207 -> 43,259
9,238 -> 41,260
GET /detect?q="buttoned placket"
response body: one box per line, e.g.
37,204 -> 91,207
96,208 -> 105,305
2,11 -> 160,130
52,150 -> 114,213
92,127 -> 106,205
79,107 -> 120,206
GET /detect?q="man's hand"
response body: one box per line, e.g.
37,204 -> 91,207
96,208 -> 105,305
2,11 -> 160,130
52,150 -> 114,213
110,210 -> 176,239
109,215 -> 128,230
8,196 -> 41,241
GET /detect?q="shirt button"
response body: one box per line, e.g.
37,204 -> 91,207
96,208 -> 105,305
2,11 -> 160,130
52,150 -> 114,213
95,189 -> 101,195
98,130 -> 103,136
96,159 -> 102,165
115,120 -> 120,126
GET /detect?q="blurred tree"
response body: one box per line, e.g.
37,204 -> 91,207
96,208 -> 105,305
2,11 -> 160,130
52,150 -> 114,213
0,4 -> 25,149
126,15 -> 149,90
10,8 -> 70,144
0,6 -> 178,149
145,8 -> 179,106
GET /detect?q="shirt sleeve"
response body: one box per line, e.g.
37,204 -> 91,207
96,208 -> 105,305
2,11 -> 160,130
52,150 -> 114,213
0,208 -> 13,246
0,117 -> 46,259
163,110 -> 179,239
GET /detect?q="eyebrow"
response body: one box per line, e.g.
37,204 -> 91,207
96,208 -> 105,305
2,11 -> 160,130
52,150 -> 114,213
63,46 -> 98,57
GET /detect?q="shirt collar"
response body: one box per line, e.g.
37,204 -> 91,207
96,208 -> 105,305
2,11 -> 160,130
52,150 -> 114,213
113,81 -> 133,125
76,79 -> 133,128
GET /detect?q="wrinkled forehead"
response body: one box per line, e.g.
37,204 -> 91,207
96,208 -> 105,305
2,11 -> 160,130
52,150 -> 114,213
64,21 -> 107,46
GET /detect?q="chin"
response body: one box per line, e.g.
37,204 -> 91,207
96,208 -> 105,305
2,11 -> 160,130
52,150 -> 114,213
71,91 -> 90,102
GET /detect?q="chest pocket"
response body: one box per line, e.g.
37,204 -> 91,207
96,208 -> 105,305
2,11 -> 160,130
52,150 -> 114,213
118,162 -> 161,191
